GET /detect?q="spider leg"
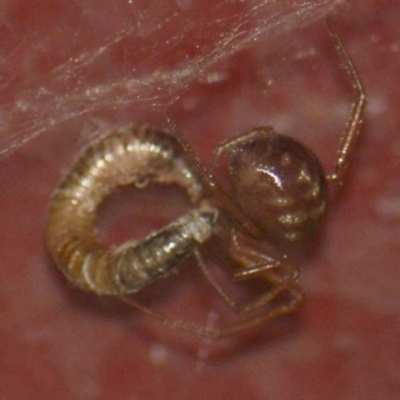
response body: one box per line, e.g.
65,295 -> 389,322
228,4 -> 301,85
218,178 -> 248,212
226,229 -> 304,316
209,127 -> 275,177
119,231 -> 302,340
118,245 -> 300,340
119,295 -> 220,339
166,112 -> 262,237
119,293 -> 300,340
195,230 -> 303,319
325,17 -> 367,184
210,297 -> 302,339
228,228 -> 298,282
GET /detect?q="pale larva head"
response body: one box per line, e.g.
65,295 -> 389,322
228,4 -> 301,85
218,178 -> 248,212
229,128 -> 328,242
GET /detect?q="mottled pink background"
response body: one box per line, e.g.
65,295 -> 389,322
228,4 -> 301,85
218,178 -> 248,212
0,0 -> 399,399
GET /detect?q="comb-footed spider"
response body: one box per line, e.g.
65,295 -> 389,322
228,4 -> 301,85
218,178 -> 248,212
122,19 -> 366,339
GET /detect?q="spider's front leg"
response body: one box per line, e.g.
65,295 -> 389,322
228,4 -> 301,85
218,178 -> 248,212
325,18 -> 367,184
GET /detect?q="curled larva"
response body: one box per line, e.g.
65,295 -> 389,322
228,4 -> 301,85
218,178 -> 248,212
46,126 -> 218,295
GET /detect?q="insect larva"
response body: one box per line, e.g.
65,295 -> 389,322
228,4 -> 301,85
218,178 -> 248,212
46,126 -> 218,295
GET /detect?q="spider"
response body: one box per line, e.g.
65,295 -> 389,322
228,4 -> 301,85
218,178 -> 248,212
121,19 -> 366,339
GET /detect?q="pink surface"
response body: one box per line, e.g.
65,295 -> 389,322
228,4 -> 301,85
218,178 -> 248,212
1,1 -> 400,399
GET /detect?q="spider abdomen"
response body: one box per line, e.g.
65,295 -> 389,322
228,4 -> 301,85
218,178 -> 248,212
229,127 -> 328,242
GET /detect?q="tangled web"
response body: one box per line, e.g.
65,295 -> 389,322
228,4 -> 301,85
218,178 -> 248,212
0,0 -> 336,158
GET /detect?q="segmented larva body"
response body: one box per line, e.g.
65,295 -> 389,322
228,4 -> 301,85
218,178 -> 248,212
46,126 -> 218,295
